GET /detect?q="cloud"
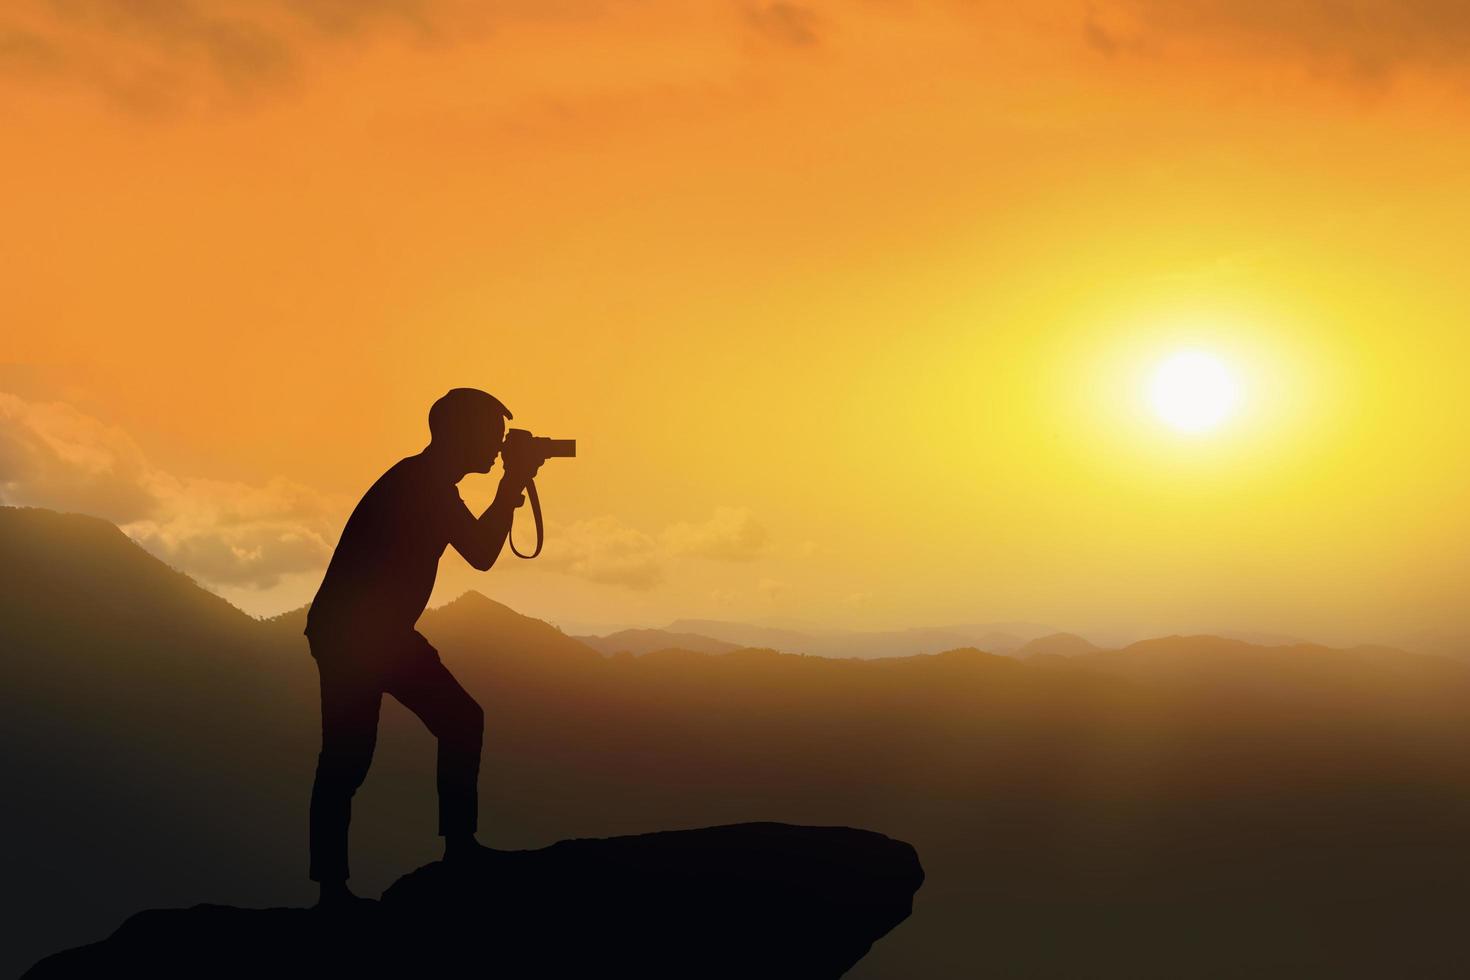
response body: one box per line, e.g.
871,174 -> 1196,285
0,391 -> 339,589
1,0 -> 839,119
11,0 -> 1467,120
1,392 -> 776,596
1082,4 -> 1125,58
1090,0 -> 1470,87
539,515 -> 665,591
707,587 -> 741,606
745,3 -> 821,48
0,0 -> 487,115
0,27 -> 63,79
124,475 -> 336,588
662,506 -> 768,561
756,576 -> 789,601
537,506 -> 773,591
0,392 -> 159,523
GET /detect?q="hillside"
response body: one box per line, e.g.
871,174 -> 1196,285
662,619 -> 1051,658
1016,632 -> 1099,657
575,627 -> 743,656
7,507 -> 1470,978
0,505 -> 257,645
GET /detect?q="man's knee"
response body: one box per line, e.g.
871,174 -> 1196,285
441,695 -> 483,749
314,742 -> 374,793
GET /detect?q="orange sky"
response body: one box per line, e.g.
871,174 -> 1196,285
3,1 -> 1468,644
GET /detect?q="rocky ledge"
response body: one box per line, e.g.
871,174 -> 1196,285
26,822 -> 924,979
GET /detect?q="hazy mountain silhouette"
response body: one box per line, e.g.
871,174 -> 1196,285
0,505 -> 260,657
1212,629 -> 1311,646
663,618 -> 1056,658
27,823 -> 922,980
10,504 -> 1470,978
425,590 -> 604,667
938,622 -> 1063,651
575,627 -> 744,656
1015,632 -> 1100,657
1087,633 -> 1439,688
1397,629 -> 1470,661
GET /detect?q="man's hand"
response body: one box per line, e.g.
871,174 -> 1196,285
499,453 -> 544,491
456,465 -> 533,571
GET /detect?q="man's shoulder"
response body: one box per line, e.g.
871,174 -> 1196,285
357,455 -> 429,501
379,454 -> 424,485
353,455 -> 464,522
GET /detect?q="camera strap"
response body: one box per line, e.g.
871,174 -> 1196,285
509,478 -> 545,559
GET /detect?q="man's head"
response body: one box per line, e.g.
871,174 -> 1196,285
428,388 -> 513,475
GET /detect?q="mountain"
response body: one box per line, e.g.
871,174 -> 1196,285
1213,629 -> 1310,646
662,619 -> 1044,658
424,590 -> 603,666
574,627 -> 743,656
10,505 -> 1470,978
28,823 -> 923,980
932,621 -> 1062,651
1085,633 -> 1440,687
1397,630 -> 1470,661
0,505 -> 259,651
1,506 -> 319,979
1016,632 -> 1099,657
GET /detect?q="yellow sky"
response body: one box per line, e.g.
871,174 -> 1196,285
3,1 -> 1468,643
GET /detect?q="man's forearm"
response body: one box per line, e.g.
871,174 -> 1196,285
470,477 -> 527,569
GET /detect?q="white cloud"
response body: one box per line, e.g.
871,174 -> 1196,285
0,391 -> 340,589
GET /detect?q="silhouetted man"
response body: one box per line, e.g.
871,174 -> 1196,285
305,388 -> 540,907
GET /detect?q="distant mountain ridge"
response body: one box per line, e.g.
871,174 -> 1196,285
7,503 -> 1470,979
661,618 -> 1058,658
1016,632 -> 1099,657
573,628 -> 743,657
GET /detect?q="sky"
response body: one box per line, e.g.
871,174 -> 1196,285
2,0 -> 1468,645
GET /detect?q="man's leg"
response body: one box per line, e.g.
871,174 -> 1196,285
309,655 -> 384,888
383,637 -> 484,849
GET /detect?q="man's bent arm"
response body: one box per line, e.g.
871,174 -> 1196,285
450,477 -> 526,571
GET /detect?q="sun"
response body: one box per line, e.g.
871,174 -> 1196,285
1147,350 -> 1240,433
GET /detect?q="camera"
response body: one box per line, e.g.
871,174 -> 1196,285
502,428 -> 576,469
500,428 -> 573,560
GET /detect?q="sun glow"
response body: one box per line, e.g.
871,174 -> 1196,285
1148,350 -> 1241,433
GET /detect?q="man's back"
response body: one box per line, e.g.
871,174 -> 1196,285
306,453 -> 464,641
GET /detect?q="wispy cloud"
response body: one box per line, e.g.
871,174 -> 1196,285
538,515 -> 666,591
744,2 -> 821,48
0,0 -> 486,115
0,391 -> 338,588
0,0 -> 834,118
1089,0 -> 1470,88
0,392 -> 160,524
662,505 -> 768,562
8,0 -> 1468,121
1,392 -> 783,596
540,506 -> 773,591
